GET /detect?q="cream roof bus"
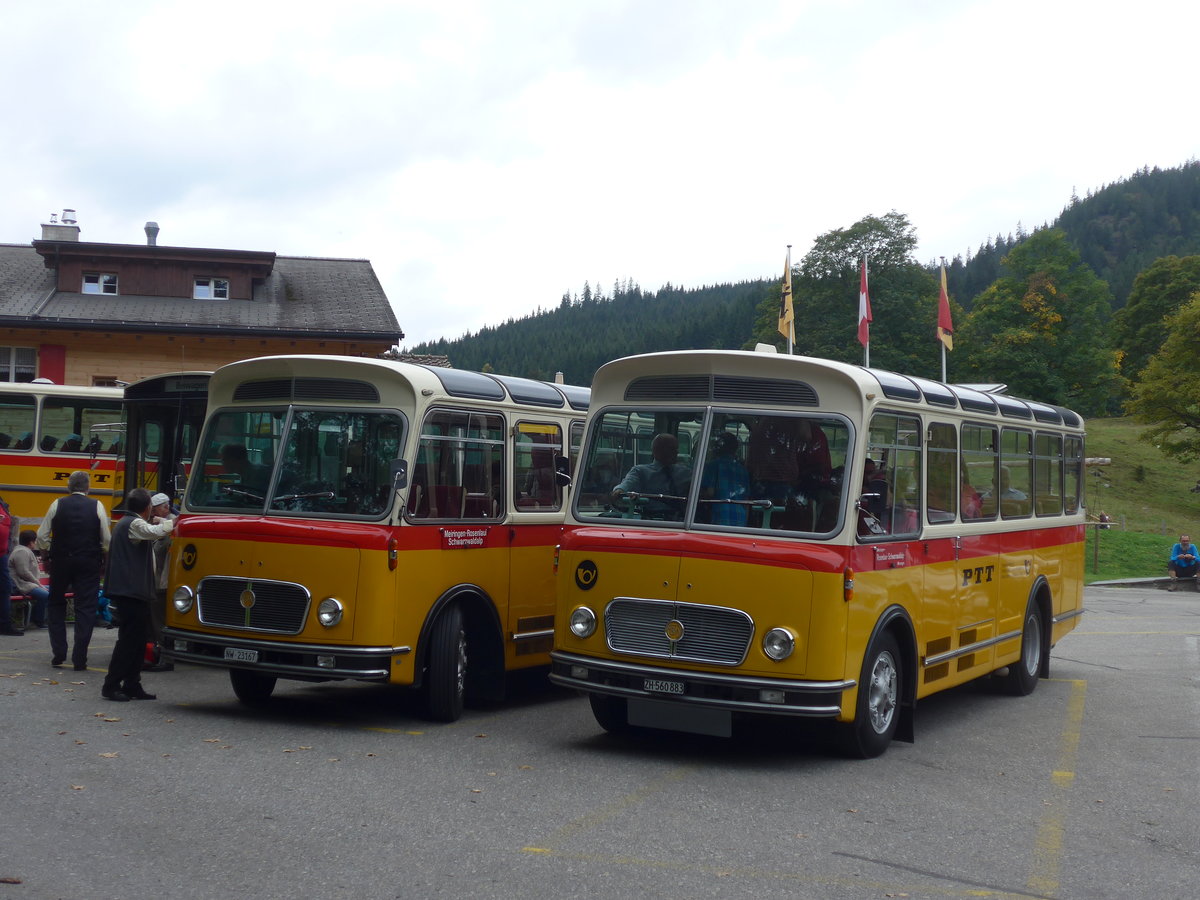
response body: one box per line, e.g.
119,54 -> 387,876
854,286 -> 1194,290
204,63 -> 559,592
0,381 -> 123,523
551,350 -> 1085,757
164,355 -> 587,720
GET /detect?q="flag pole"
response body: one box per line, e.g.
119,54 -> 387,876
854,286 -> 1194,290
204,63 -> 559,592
787,244 -> 794,355
939,256 -> 948,381
863,253 -> 869,367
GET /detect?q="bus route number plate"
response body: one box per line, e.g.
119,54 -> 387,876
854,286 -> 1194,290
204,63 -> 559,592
644,678 -> 684,695
224,647 -> 259,663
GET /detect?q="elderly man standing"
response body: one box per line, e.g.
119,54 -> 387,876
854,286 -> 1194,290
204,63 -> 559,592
36,471 -> 111,670
101,488 -> 174,701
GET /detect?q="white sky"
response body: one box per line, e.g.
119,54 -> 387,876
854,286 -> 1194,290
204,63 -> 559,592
3,0 -> 1196,347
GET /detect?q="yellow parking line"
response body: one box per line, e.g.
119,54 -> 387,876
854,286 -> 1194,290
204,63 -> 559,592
1027,678 -> 1086,895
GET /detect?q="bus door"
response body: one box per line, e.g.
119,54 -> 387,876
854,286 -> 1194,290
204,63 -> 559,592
508,419 -> 566,659
926,421 -> 998,682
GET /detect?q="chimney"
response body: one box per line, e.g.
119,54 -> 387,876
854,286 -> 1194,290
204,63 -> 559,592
145,221 -> 160,246
40,208 -> 80,242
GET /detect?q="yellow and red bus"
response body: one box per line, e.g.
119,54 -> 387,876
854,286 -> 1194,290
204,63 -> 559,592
0,381 -> 123,522
163,355 -> 587,720
550,350 -> 1085,757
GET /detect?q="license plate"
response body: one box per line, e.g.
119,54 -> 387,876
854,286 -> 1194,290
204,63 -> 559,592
224,647 -> 259,663
644,678 -> 684,695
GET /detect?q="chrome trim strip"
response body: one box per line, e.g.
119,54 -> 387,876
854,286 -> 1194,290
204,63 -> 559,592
924,628 -> 1022,667
512,628 -> 554,642
163,626 -> 410,656
1051,607 -> 1085,625
550,650 -> 853,718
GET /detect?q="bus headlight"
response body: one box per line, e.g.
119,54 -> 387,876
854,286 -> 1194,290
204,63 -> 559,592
317,597 -> 344,627
762,627 -> 796,661
172,585 -> 195,614
569,606 -> 597,638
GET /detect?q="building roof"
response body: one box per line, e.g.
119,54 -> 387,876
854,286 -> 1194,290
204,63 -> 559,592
0,242 -> 403,342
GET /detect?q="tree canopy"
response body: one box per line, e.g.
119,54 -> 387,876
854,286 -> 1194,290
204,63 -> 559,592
956,229 -> 1121,415
1127,294 -> 1200,461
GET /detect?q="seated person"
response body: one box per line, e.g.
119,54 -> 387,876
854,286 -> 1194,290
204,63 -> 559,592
699,433 -> 749,525
1168,534 -> 1199,590
611,433 -> 691,519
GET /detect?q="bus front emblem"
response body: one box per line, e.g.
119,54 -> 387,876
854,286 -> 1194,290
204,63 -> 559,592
664,619 -> 685,642
239,588 -> 256,609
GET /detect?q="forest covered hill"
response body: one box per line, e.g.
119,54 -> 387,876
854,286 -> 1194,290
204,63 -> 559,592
403,161 -> 1200,386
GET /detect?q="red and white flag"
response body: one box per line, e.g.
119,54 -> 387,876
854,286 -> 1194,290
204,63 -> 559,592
858,256 -> 872,347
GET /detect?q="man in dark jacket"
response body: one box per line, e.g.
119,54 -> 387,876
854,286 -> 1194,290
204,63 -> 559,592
36,471 -> 111,670
101,488 -> 174,701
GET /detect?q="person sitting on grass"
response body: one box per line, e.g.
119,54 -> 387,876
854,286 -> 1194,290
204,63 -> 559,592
1168,534 -> 1199,590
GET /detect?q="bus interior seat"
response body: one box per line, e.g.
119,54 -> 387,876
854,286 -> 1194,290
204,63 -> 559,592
61,434 -> 83,453
14,432 -> 32,451
40,436 -> 58,452
0,433 -> 9,449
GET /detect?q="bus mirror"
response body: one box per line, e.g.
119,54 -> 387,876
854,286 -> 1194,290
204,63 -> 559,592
390,459 -> 409,491
554,455 -> 572,488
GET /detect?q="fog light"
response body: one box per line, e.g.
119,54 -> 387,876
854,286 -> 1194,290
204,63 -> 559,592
172,585 -> 195,614
763,627 -> 796,661
316,655 -> 336,668
569,606 -> 596,638
173,640 -> 190,652
317,597 -> 344,627
570,665 -> 589,680
759,689 -> 786,704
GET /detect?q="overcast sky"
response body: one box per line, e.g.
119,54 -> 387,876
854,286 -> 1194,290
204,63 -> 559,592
3,1 -> 1196,347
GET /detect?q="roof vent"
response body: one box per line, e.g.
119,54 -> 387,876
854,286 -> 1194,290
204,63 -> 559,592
145,221 -> 160,246
61,208 -> 77,225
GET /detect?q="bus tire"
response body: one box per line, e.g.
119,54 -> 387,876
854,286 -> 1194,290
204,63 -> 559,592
589,694 -> 630,735
1003,599 -> 1044,696
426,603 -> 467,722
839,631 -> 901,758
229,668 -> 276,705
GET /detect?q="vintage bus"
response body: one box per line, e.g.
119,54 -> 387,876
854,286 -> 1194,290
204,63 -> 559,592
163,355 -> 588,720
115,371 -> 212,512
550,350 -> 1086,757
0,381 -> 123,522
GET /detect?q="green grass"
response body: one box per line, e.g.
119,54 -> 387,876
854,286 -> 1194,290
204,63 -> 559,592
1080,417 -> 1191,582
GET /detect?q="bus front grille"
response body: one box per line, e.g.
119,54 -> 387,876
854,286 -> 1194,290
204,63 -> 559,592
604,598 -> 753,666
196,577 -> 312,634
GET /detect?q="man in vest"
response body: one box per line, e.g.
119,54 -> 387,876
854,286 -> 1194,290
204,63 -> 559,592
36,471 -> 111,670
101,488 -> 174,701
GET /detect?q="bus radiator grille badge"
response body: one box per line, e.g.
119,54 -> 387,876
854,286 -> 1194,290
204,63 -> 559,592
664,619 -> 685,642
239,588 -> 256,610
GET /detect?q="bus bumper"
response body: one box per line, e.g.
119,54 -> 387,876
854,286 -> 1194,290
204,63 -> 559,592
550,650 -> 854,718
162,626 -> 409,681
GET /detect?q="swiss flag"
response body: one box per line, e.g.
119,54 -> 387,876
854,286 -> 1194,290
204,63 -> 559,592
858,256 -> 872,347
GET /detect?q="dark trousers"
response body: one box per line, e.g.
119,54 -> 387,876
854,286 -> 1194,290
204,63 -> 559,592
48,555 -> 102,667
103,595 -> 150,693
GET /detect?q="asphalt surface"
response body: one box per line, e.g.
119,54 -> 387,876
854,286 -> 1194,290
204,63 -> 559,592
1,584 -> 1197,900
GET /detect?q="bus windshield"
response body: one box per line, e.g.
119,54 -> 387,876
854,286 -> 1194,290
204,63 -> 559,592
575,408 -> 849,533
187,406 -> 406,518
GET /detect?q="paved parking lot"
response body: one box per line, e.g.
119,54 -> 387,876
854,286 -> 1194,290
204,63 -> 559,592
2,585 -> 1197,900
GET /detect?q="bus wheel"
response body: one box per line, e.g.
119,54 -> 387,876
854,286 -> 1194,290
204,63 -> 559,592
1003,600 -> 1044,696
230,668 -> 276,705
839,632 -> 901,758
589,694 -> 630,734
426,604 -> 467,722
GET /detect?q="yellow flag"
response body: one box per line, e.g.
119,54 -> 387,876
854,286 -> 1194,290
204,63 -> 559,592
777,248 -> 794,340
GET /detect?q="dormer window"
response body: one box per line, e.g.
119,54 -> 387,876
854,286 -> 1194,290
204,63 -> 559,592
82,273 -> 118,295
194,277 -> 230,299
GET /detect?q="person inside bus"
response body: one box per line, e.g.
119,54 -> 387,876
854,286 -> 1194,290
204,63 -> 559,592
961,465 -> 983,519
699,432 -> 750,526
748,417 -> 801,505
1167,534 -> 1199,590
220,443 -> 269,494
611,433 -> 691,519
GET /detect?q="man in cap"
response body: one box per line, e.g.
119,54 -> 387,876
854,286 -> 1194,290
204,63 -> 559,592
145,492 -> 176,671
